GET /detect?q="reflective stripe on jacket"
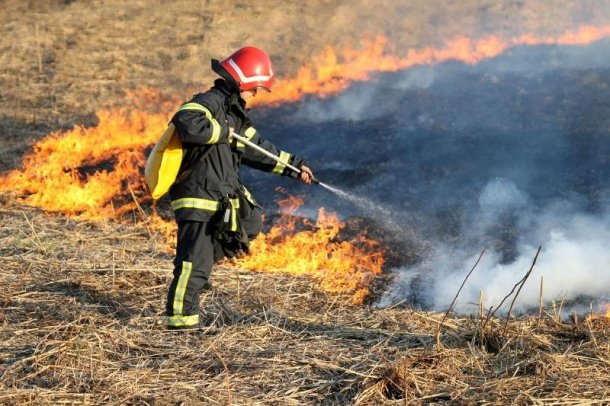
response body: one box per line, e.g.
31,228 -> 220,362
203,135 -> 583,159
169,79 -> 306,222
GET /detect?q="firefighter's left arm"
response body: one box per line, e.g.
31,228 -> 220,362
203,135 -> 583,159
239,127 -> 307,180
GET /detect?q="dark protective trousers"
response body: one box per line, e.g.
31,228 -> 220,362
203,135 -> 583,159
165,206 -> 263,328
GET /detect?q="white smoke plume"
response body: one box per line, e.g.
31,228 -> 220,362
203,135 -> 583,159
248,39 -> 610,314
379,179 -> 610,314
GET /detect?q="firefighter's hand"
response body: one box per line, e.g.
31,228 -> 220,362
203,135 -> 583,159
228,127 -> 234,142
299,165 -> 314,184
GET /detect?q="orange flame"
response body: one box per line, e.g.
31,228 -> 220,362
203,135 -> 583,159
0,109 -> 168,219
234,193 -> 384,303
252,25 -> 610,105
2,26 -> 610,301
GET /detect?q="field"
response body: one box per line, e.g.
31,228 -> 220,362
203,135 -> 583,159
1,1 -> 610,404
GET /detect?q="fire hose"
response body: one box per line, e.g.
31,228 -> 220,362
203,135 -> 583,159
231,132 -> 320,184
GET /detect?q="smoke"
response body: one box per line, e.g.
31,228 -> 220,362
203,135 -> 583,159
293,67 -> 437,123
244,39 -> 610,314
379,185 -> 610,314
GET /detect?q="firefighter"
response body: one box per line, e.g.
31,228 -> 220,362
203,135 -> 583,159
166,46 -> 314,330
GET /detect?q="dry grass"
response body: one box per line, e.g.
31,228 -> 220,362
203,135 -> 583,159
0,201 -> 608,405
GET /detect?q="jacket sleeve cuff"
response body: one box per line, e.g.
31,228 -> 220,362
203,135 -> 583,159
286,154 -> 306,179
219,125 -> 230,143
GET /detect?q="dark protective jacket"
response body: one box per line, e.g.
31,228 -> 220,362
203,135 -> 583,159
168,79 -> 306,223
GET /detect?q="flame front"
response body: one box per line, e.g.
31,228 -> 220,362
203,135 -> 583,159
0,109 -> 166,219
235,194 -> 384,304
2,25 -> 610,301
253,25 -> 610,105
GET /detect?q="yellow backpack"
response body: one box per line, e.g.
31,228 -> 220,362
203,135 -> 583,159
144,103 -> 213,199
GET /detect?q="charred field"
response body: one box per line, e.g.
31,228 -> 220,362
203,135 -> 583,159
2,1 -> 610,405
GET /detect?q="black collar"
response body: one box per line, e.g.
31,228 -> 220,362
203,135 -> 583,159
213,79 -> 248,112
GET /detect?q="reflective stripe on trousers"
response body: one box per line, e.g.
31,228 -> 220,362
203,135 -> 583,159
165,222 -> 216,327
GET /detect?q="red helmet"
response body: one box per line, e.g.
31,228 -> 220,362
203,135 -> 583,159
213,46 -> 274,92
